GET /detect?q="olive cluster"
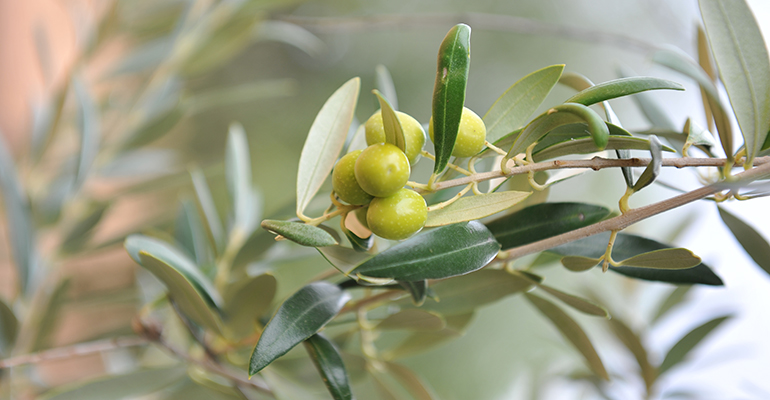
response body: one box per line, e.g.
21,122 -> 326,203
332,108 -> 486,240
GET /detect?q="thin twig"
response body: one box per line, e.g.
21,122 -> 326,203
502,160 -> 770,260
0,337 -> 149,369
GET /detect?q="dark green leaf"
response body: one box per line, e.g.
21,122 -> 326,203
375,64 -> 398,110
525,293 -> 609,380
39,367 -> 186,400
432,23 -> 471,174
376,309 -> 445,331
343,227 -> 373,252
608,318 -> 655,391
261,219 -> 338,247
700,0 -> 770,165
224,274 -> 276,339
652,285 -> 692,323
718,207 -> 770,276
549,232 -> 724,285
398,280 -> 428,306
425,191 -> 531,227
125,235 -> 223,309
175,198 -> 214,267
658,315 -> 731,375
304,334 -> 354,400
249,282 -> 351,375
190,167 -> 226,255
632,135 -> 663,192
485,202 -> 610,251
31,279 -> 71,351
0,298 -> 18,356
350,221 -> 500,281
374,90 -> 406,152
533,135 -> 672,162
618,248 -> 702,270
225,122 -> 259,237
72,77 -> 100,189
385,361 -> 436,400
483,64 -> 565,144
61,203 -> 108,253
565,77 -> 684,107
297,78 -> 360,216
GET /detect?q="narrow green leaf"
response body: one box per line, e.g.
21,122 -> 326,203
374,90 -> 406,152
31,79 -> 69,161
375,64 -> 398,110
632,135 -> 663,192
224,274 -> 277,339
350,221 -> 500,281
608,318 -> 656,391
618,248 -> 703,270
125,235 -> 223,309
31,279 -> 71,351
526,293 -> 609,380
483,64 -> 565,144
190,167 -> 226,254
261,219 -> 338,247
549,232 -> 724,286
249,282 -> 351,375
617,67 -> 678,131
343,228 -> 373,252
561,256 -> 601,272
138,252 -> 224,334
60,203 -> 108,253
683,118 -> 717,152
225,122 -> 259,236
39,367 -> 186,400
385,312 -> 474,360
485,202 -> 611,251
318,246 -> 373,275
425,191 -> 531,227
121,106 -> 185,150
175,198 -> 214,267
232,230 -> 275,273
536,284 -> 609,317
398,280 -> 428,306
565,77 -> 684,107
533,135 -> 673,162
700,0 -> 770,165
72,77 -> 100,188
297,78 -> 360,216
718,206 -> 770,276
304,334 -> 353,400
652,285 -> 692,323
0,298 -> 18,356
658,315 -> 731,375
432,23 -> 471,174
376,309 -> 445,332
99,148 -> 179,178
385,361 -> 436,400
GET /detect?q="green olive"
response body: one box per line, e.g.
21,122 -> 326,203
332,150 -> 373,205
355,143 -> 410,198
365,110 -> 426,165
429,107 -> 487,158
367,188 -> 427,240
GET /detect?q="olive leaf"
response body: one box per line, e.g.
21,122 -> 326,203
385,312 -> 475,360
425,191 -> 531,227
190,166 -> 226,255
652,285 -> 693,323
31,279 -> 71,351
608,317 -> 656,392
533,135 -> 673,163
72,77 -> 100,189
375,64 -> 399,110
296,77 -> 361,216
564,76 -> 684,107
175,197 -> 214,267
350,221 -> 500,281
261,220 -> 338,247
700,0 -> 770,165
432,23 -> 471,174
683,118 -> 717,154
377,309 -> 445,332
398,280 -> 428,306
658,315 -> 731,376
304,334 -> 354,400
617,65 -> 678,131
374,90 -> 406,152
225,122 -> 259,237
385,361 -> 437,400
60,202 -> 108,253
249,282 -> 351,375
631,135 -> 663,192
38,367 -> 187,400
0,298 -> 17,356
617,248 -> 702,270
718,206 -> 770,276
560,256 -> 601,272
223,274 -> 277,339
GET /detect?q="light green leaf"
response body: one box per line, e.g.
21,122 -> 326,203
261,219 -> 338,247
224,274 -> 277,339
560,256 -> 601,272
534,283 -> 608,317
718,206 -> 770,276
608,318 -> 656,392
60,203 -> 108,253
525,293 -> 609,380
550,232 -> 724,285
31,279 -> 71,351
225,122 -> 259,236
565,77 -> 684,107
632,135 -> 663,192
485,202 -> 610,251
249,282 -> 351,375
683,118 -> 717,153
385,361 -> 437,400
533,121 -> 632,151
658,315 -> 731,375
483,64 -> 565,144
99,148 -> 179,178
350,221 -> 500,281
40,367 -> 186,400
375,64 -> 399,110
190,167 -> 226,255
304,334 -> 353,400
121,106 -> 185,150
0,298 -> 18,356
385,312 -> 474,360
175,198 -> 214,268
297,78 -> 360,216
432,23 -> 471,174
138,252 -> 223,334
73,77 -> 100,188
374,89 -> 406,152
318,245 -> 373,275
425,191 -> 531,227
618,248 -> 703,270
533,135 -> 673,162
700,0 -> 770,165
376,309 -> 446,332
652,285 -> 693,323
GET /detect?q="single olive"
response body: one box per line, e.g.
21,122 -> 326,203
355,143 -> 410,198
367,188 -> 427,240
332,150 -> 373,205
429,107 -> 487,157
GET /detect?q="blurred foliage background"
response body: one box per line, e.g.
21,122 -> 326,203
1,0 -> 770,399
